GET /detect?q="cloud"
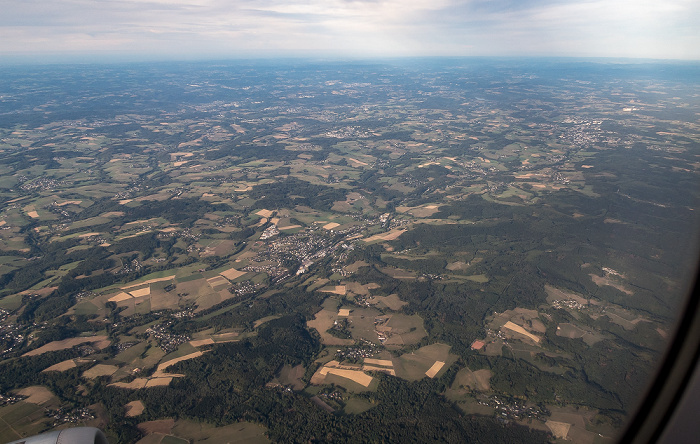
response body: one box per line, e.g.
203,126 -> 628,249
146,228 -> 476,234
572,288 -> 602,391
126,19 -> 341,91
0,0 -> 698,59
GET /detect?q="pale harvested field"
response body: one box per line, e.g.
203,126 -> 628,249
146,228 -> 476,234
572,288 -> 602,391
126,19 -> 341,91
256,209 -> 274,218
320,285 -> 346,295
279,224 -> 302,230
101,211 -> 125,217
145,377 -> 173,387
190,338 -> 215,347
212,332 -> 240,342
502,321 -> 540,343
125,400 -> 145,417
363,228 -> 406,243
57,200 -> 82,206
110,378 -> 148,389
27,211 -> 40,218
129,286 -> 151,298
153,351 -> 204,377
347,157 -> 368,166
338,309 -> 350,317
0,221 -> 5,226
23,335 -> 109,356
207,276 -> 229,287
42,359 -> 77,372
545,421 -> 571,439
122,276 -> 175,290
83,364 -> 119,379
320,368 -> 374,387
173,160 -> 189,167
364,358 -> 393,367
78,232 -> 101,237
323,222 -> 340,230
220,268 -> 247,280
16,386 -> 55,405
425,361 -> 446,378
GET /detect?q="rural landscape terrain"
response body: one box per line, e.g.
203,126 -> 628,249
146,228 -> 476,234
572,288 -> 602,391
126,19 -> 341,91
0,59 -> 698,443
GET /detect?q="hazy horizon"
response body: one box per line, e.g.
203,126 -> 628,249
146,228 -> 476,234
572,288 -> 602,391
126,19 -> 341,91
2,0 -> 699,63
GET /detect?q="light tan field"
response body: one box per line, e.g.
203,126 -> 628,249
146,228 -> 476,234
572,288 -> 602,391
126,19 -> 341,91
320,285 -> 346,295
190,338 -> 215,347
279,224 -> 302,230
129,286 -> 151,298
256,209 -> 274,218
42,359 -> 77,372
546,421 -> 571,439
125,400 -> 145,417
27,211 -> 40,218
101,211 -> 125,217
338,309 -> 351,317
363,228 -> 406,243
122,276 -> 175,290
347,157 -> 369,166
23,335 -> 109,356
207,276 -> 229,287
318,367 -> 374,387
57,200 -> 82,206
145,377 -> 173,387
323,222 -> 340,230
16,386 -> 55,404
220,268 -> 246,280
152,351 -> 204,378
425,361 -> 446,378
502,321 -> 540,343
364,358 -> 393,367
173,161 -> 189,167
78,232 -> 101,237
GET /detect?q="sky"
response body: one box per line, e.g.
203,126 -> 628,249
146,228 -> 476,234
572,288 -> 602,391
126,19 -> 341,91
1,0 -> 699,62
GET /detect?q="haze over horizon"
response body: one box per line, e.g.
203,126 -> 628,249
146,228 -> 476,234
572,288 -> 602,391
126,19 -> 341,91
1,0 -> 700,63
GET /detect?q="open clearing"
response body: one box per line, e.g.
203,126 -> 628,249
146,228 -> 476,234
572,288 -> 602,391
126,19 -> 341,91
394,343 -> 456,381
15,386 -> 55,405
83,364 -> 119,379
220,267 -> 246,280
23,335 -> 109,356
546,420 -> 571,439
41,359 -> 77,372
153,351 -> 204,378
425,361 -> 446,378
502,321 -> 541,343
255,209 -> 274,218
363,228 -> 406,243
313,365 -> 374,387
370,294 -> 407,311
125,400 -> 145,417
